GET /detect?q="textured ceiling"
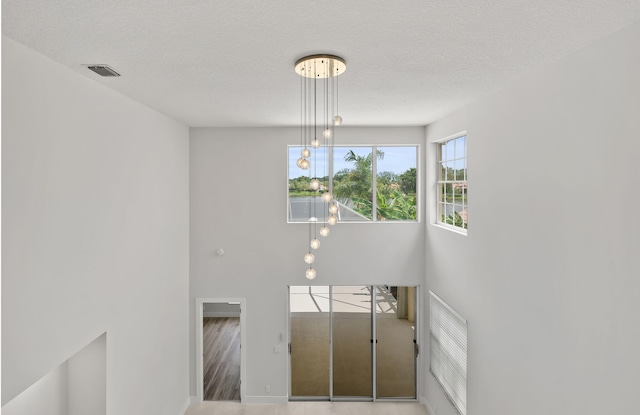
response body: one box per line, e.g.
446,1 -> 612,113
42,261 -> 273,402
3,0 -> 639,127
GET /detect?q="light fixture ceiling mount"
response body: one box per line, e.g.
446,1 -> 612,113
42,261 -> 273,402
295,55 -> 346,78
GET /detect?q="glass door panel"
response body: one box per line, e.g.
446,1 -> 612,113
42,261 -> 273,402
375,286 -> 416,398
332,286 -> 373,397
289,286 -> 330,397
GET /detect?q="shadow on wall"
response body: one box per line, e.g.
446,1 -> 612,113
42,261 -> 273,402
1,333 -> 107,415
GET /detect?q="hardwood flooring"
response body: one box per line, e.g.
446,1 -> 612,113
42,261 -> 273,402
203,317 -> 241,401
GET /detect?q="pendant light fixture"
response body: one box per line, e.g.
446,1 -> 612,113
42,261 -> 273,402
295,54 -> 346,280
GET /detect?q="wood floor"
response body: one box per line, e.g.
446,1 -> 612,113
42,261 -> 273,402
203,317 -> 241,401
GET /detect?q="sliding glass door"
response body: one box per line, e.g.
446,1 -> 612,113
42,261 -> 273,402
375,286 -> 416,398
289,285 -> 417,401
289,286 -> 330,397
332,286 -> 372,398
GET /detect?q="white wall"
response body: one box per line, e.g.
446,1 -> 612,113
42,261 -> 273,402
2,36 -> 190,415
68,334 -> 107,415
190,127 -> 426,400
1,363 -> 69,415
424,22 -> 640,415
2,333 -> 107,415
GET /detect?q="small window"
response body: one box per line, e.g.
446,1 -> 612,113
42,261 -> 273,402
288,145 -> 417,222
437,134 -> 467,232
429,291 -> 467,415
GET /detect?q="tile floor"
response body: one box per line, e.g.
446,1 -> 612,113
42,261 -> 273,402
185,401 -> 430,415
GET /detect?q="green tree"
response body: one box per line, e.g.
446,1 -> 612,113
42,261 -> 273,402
377,171 -> 398,186
333,149 -> 415,221
333,149 -> 383,204
289,176 -> 322,196
399,167 -> 416,194
342,188 -> 417,221
442,211 -> 467,229
376,188 -> 416,220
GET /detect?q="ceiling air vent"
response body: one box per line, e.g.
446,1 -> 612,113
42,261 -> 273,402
86,65 -> 121,77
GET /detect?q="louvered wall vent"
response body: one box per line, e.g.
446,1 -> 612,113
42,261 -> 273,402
86,65 -> 121,77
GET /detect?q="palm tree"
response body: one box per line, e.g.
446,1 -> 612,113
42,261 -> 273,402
333,149 -> 417,221
333,149 -> 384,203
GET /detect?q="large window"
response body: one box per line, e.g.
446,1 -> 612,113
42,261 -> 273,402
437,134 -> 467,232
429,291 -> 467,415
288,145 -> 417,222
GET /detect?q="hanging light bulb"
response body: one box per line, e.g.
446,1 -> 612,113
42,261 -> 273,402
305,268 -> 317,280
304,253 -> 315,264
295,55 -> 346,281
296,157 -> 304,168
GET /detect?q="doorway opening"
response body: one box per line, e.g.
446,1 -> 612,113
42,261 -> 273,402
196,298 -> 246,403
288,286 -> 418,401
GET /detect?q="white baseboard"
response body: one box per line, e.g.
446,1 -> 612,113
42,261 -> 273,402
420,396 -> 436,415
203,312 -> 241,318
243,395 -> 288,404
178,397 -> 193,414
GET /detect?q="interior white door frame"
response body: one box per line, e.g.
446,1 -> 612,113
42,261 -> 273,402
195,297 -> 246,403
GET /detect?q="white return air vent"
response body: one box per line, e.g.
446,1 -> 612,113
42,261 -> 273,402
85,64 -> 121,77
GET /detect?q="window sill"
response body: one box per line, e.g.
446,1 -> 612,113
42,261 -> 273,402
431,223 -> 467,236
288,220 -> 420,224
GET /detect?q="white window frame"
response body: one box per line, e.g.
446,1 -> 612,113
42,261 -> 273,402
429,290 -> 467,415
287,144 -> 419,223
435,132 -> 467,234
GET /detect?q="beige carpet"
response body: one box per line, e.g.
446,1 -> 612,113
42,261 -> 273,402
291,312 -> 415,398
